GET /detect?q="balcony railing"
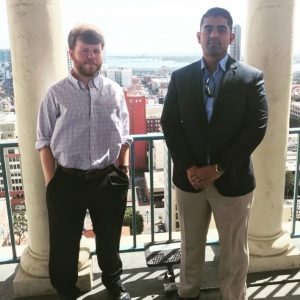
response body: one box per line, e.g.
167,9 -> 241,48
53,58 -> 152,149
287,128 -> 300,238
0,131 -> 299,265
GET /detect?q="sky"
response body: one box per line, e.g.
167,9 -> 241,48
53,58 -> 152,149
0,0 -> 300,56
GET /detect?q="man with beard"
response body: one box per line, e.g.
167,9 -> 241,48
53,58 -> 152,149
36,24 -> 132,300
161,7 -> 268,300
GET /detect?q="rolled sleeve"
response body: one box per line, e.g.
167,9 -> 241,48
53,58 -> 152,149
120,93 -> 133,146
35,89 -> 59,151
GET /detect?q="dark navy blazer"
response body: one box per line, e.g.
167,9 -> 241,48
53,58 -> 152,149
161,55 -> 268,197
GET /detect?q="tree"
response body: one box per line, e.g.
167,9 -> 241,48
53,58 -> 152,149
13,210 -> 28,245
285,170 -> 295,199
158,214 -> 163,223
123,208 -> 144,235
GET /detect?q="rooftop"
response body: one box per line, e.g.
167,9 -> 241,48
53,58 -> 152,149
1,236 -> 300,300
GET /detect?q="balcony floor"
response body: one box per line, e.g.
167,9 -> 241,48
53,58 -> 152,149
1,238 -> 300,300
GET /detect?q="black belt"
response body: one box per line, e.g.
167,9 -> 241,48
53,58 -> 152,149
57,164 -> 114,179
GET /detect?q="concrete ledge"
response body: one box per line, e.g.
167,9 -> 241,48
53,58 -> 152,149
13,259 -> 93,298
249,242 -> 300,273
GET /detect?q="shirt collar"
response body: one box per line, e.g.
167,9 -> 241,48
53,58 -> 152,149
200,54 -> 228,74
68,71 -> 102,90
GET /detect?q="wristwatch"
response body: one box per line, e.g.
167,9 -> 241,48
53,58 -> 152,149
215,164 -> 225,175
118,165 -> 130,171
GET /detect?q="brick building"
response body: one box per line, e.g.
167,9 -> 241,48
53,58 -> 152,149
124,90 -> 147,169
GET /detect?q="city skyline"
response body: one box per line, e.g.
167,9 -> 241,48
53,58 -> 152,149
1,0 -> 300,56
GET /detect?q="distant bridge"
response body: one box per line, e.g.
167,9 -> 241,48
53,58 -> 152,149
106,55 -> 163,61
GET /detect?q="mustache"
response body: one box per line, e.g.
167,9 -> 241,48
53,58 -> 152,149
208,38 -> 220,43
85,60 -> 96,64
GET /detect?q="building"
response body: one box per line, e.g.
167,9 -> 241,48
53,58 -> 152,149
0,147 -> 25,247
0,147 -> 24,207
146,118 -> 161,133
0,113 -> 17,139
144,171 -> 164,203
145,105 -> 163,133
162,142 -> 179,232
157,66 -> 170,77
0,122 -> 17,140
124,87 -> 147,169
107,67 -> 132,87
0,113 -> 23,211
290,102 -> 300,120
229,25 -> 241,61
152,140 -> 164,170
151,78 -> 169,91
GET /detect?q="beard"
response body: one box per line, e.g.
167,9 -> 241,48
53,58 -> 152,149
73,58 -> 102,77
207,48 -> 223,58
205,41 -> 227,58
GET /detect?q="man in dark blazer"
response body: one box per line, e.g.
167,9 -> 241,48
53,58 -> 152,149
161,7 -> 268,300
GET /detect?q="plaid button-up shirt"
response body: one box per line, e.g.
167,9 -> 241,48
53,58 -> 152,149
36,72 -> 132,170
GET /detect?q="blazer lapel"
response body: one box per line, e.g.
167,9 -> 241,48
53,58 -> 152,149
220,57 -> 238,91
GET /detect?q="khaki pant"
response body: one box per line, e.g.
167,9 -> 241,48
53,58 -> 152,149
176,184 -> 253,300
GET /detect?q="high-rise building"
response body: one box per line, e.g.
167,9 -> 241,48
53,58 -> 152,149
107,67 -> 132,87
124,88 -> 147,169
229,25 -> 241,61
0,148 -> 24,208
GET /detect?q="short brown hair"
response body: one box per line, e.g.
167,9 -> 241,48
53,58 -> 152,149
68,24 -> 105,50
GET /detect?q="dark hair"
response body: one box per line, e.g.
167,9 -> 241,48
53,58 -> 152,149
68,24 -> 105,50
200,7 -> 233,32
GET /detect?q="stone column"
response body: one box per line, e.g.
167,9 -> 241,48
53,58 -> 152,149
245,0 -> 300,272
6,0 -> 92,297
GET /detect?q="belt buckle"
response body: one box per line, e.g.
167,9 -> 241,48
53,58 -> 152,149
85,170 -> 94,179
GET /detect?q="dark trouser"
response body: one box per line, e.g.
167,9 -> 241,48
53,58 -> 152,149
46,166 -> 129,298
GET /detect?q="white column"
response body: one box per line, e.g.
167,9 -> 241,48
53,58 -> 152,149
5,0 -> 92,297
245,0 -> 300,272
